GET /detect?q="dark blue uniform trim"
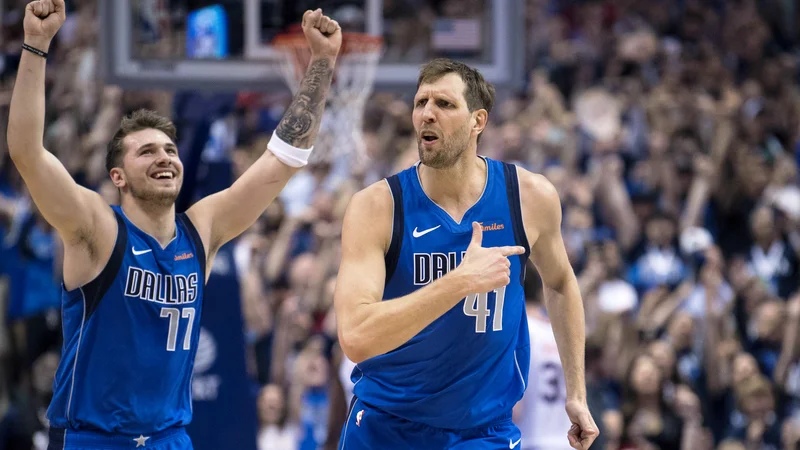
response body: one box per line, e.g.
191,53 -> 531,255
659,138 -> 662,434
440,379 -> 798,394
502,162 -> 531,284
384,175 -> 404,283
177,213 -> 206,285
47,428 -> 64,450
83,210 -> 128,320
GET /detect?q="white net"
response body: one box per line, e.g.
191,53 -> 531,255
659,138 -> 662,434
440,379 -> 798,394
274,33 -> 383,166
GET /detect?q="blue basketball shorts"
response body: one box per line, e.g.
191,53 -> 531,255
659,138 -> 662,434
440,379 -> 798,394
48,426 -> 192,450
338,396 -> 523,450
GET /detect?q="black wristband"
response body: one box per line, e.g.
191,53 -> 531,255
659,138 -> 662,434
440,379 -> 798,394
22,43 -> 48,59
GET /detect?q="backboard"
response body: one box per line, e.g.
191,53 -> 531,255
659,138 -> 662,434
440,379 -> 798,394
100,0 -> 526,92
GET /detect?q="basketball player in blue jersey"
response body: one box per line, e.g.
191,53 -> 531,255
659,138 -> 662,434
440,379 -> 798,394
334,59 -> 599,450
8,1 -> 342,448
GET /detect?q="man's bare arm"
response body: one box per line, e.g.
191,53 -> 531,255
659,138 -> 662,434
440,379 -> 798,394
520,170 -> 587,402
186,10 -> 340,261
520,168 -> 598,447
334,183 -> 472,363
7,2 -> 111,242
334,182 -> 524,363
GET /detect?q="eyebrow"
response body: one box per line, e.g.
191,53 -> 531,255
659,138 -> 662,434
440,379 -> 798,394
415,92 -> 457,102
137,142 -> 178,152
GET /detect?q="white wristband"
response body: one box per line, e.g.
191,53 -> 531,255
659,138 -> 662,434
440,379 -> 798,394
267,131 -> 313,167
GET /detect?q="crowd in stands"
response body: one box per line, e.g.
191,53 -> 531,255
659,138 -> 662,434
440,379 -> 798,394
2,0 -> 800,449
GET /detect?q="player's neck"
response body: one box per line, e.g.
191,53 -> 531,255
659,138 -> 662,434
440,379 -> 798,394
418,155 -> 486,220
120,197 -> 176,247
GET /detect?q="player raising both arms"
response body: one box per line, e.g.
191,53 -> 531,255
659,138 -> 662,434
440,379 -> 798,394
8,1 -> 341,449
334,59 -> 599,449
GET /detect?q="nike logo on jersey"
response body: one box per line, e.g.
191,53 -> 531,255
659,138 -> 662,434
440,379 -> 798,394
132,247 -> 152,255
509,437 -> 522,449
412,225 -> 440,238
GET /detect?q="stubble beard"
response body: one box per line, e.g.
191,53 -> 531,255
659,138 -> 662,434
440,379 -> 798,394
127,180 -> 180,209
417,121 -> 472,169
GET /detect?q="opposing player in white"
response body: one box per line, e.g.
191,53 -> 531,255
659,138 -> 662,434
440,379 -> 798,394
515,298 -> 574,450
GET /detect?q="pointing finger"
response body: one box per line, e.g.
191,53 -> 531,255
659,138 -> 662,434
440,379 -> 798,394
499,246 -> 525,256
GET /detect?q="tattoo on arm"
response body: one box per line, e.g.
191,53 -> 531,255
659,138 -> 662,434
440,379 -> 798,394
275,58 -> 334,148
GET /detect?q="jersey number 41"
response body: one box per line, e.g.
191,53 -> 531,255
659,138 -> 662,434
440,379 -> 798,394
463,286 -> 506,333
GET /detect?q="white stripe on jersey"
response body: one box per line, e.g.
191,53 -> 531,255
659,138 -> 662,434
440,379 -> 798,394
516,313 -> 573,450
339,355 -> 357,406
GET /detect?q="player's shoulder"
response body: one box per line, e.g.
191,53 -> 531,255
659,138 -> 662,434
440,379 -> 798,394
342,179 -> 394,250
347,179 -> 393,218
512,166 -> 559,205
511,165 -> 561,223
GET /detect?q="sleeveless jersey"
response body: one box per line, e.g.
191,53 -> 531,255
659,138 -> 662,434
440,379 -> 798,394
351,157 -> 531,430
517,312 -> 572,450
47,205 -> 206,434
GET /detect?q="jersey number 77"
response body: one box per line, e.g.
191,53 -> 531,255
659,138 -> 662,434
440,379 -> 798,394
160,307 -> 196,351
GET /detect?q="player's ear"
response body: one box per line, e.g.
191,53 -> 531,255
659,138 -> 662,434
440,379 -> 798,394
109,167 -> 126,189
472,109 -> 488,137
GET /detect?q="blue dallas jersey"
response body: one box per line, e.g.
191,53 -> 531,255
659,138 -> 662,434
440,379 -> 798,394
47,205 -> 206,435
351,157 -> 531,430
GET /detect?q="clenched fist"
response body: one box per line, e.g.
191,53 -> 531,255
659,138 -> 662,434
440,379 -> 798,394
24,0 -> 66,50
302,9 -> 342,59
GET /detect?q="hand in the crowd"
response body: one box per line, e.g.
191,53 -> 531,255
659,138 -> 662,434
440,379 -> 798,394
787,293 -> 800,319
674,384 -> 702,424
782,418 -> 800,450
693,154 -> 715,179
746,420 -> 766,444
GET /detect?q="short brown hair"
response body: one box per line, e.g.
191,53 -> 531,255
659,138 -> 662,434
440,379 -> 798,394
106,109 -> 178,172
417,58 -> 495,114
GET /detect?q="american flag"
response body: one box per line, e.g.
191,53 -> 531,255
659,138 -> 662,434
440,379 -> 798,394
432,19 -> 482,51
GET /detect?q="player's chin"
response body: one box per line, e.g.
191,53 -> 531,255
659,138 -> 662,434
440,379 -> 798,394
148,183 -> 181,200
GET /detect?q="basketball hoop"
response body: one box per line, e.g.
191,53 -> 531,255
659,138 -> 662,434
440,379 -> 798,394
273,32 -> 384,166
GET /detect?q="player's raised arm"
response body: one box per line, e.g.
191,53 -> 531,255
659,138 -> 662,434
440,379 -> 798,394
519,168 -> 599,450
186,9 -> 340,259
334,182 -> 525,364
7,0 -> 110,239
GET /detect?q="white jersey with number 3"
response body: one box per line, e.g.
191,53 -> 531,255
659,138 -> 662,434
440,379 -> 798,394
517,312 -> 573,450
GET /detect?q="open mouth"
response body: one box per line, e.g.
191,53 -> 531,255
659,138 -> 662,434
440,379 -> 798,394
151,171 -> 175,180
421,132 -> 439,144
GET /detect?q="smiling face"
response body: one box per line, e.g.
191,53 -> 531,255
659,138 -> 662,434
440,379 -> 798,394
110,128 -> 183,208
